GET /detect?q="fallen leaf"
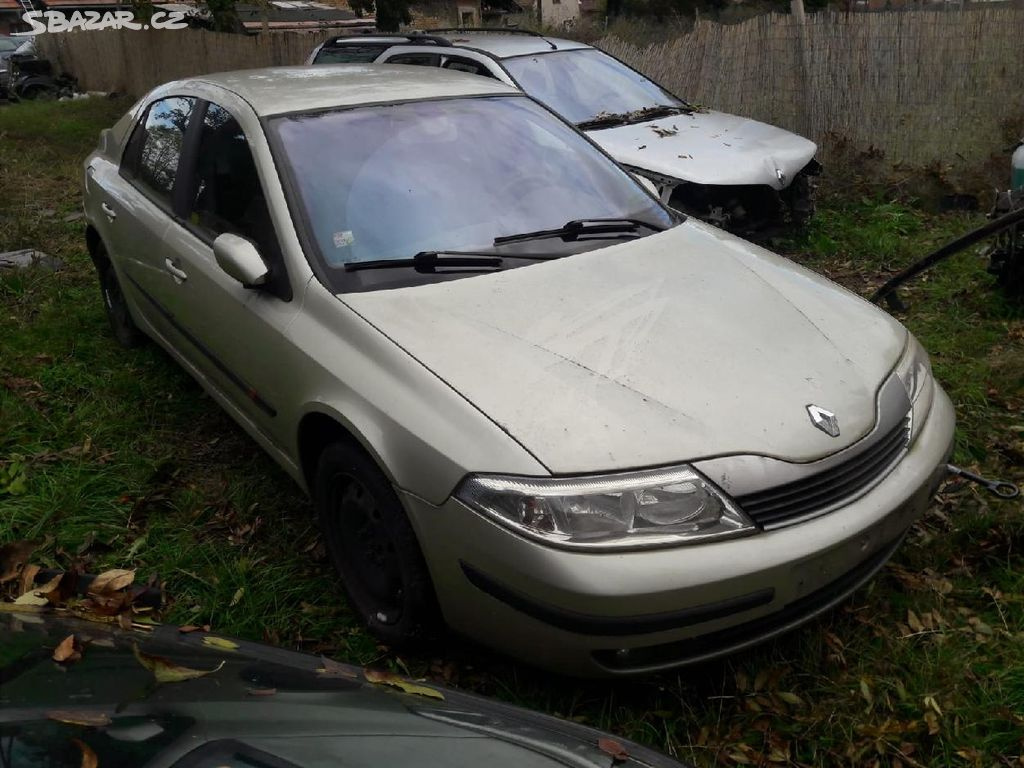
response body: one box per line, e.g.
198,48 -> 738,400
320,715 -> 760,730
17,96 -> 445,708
24,572 -> 65,603
247,687 -> 277,696
923,694 -> 943,716
363,667 -> 445,700
47,710 -> 111,727
89,569 -> 135,594
907,609 -> 924,633
72,738 -> 98,768
178,624 -> 209,634
229,586 -> 244,606
0,540 -> 36,583
201,636 -> 239,651
133,645 -> 224,683
53,634 -> 82,663
317,655 -> 358,679
777,691 -> 804,706
18,563 -> 41,597
860,678 -> 874,709
14,591 -> 48,606
598,738 -> 630,763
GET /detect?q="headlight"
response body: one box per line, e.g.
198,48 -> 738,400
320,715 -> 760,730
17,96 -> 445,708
455,465 -> 754,550
894,333 -> 935,438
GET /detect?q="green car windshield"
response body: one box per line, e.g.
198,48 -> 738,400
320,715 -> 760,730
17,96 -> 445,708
270,95 -> 673,291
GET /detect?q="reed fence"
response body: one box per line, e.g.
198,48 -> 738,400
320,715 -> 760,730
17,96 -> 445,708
37,7 -> 1024,172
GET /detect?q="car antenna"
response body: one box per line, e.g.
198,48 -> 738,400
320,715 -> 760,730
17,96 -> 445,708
427,27 -> 558,50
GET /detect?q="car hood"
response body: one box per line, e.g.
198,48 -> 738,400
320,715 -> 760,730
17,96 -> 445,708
343,221 -> 907,474
588,110 -> 817,189
0,613 -> 683,768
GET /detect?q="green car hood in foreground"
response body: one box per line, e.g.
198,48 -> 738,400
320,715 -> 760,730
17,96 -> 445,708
0,612 -> 688,767
342,219 -> 907,474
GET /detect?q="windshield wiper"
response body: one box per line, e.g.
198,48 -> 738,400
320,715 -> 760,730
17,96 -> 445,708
345,250 -> 503,273
493,218 -> 665,247
577,104 -> 692,131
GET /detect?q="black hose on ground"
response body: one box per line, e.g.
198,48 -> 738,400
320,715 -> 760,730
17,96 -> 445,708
870,203 -> 1024,307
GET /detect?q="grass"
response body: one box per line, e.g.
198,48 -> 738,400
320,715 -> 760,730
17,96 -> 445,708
1,98 -> 1023,767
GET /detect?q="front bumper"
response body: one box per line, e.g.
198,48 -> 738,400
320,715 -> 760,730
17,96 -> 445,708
403,386 -> 955,677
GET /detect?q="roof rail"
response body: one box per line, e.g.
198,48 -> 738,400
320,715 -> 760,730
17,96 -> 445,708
426,27 -> 558,50
325,33 -> 453,47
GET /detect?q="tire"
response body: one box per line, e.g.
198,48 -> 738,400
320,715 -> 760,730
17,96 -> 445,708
21,84 -> 56,101
314,441 -> 440,648
95,247 -> 144,348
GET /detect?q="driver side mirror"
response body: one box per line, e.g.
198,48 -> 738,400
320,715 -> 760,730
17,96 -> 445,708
213,233 -> 268,288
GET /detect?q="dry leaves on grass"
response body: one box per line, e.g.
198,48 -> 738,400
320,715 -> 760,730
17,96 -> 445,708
1,559 -> 160,632
132,645 -> 225,684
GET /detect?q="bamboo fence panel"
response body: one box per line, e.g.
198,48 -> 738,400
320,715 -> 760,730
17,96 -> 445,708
36,7 -> 1024,169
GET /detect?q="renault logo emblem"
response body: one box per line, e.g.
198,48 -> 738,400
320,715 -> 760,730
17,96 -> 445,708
806,405 -> 840,437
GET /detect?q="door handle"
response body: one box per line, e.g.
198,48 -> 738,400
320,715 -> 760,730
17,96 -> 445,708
100,202 -> 116,220
164,258 -> 188,282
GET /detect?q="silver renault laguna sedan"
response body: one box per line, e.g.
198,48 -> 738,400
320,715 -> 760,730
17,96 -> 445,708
83,65 -> 954,677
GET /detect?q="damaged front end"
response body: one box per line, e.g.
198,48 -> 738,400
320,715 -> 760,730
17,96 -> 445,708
636,159 -> 822,236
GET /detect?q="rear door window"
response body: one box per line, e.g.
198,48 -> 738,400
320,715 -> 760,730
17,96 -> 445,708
442,55 -> 496,78
314,43 -> 391,63
385,52 -> 442,67
121,96 -> 197,206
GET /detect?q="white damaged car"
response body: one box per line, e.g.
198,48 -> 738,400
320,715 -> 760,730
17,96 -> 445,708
308,30 -> 820,232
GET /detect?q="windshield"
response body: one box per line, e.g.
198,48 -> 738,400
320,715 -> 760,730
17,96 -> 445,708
0,37 -> 19,54
271,95 -> 673,292
503,49 -> 685,126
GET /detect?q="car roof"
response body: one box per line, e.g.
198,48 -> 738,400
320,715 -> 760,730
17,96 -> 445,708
183,64 -> 519,116
436,32 -> 589,58
323,31 -> 590,58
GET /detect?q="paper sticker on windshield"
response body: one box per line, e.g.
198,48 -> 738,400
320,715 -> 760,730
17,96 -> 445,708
333,231 -> 354,249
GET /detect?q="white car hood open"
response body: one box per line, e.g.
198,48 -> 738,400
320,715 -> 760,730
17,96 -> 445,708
342,221 -> 906,475
590,110 -> 817,190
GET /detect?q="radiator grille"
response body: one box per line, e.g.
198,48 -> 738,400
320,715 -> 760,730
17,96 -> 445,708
736,417 -> 911,529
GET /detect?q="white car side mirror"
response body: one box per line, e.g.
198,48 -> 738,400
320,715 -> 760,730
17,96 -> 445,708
213,233 -> 269,288
631,172 -> 660,197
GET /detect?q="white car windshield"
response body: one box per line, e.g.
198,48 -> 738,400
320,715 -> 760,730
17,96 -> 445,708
503,49 -> 685,126
271,95 -> 673,291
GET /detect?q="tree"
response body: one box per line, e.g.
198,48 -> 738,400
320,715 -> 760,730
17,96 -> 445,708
206,0 -> 243,32
350,0 -> 411,32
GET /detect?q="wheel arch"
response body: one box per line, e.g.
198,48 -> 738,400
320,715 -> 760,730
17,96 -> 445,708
85,225 -> 103,266
296,407 -> 391,495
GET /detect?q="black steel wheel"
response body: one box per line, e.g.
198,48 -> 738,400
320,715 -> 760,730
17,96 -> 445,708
96,246 -> 144,348
314,441 -> 439,647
